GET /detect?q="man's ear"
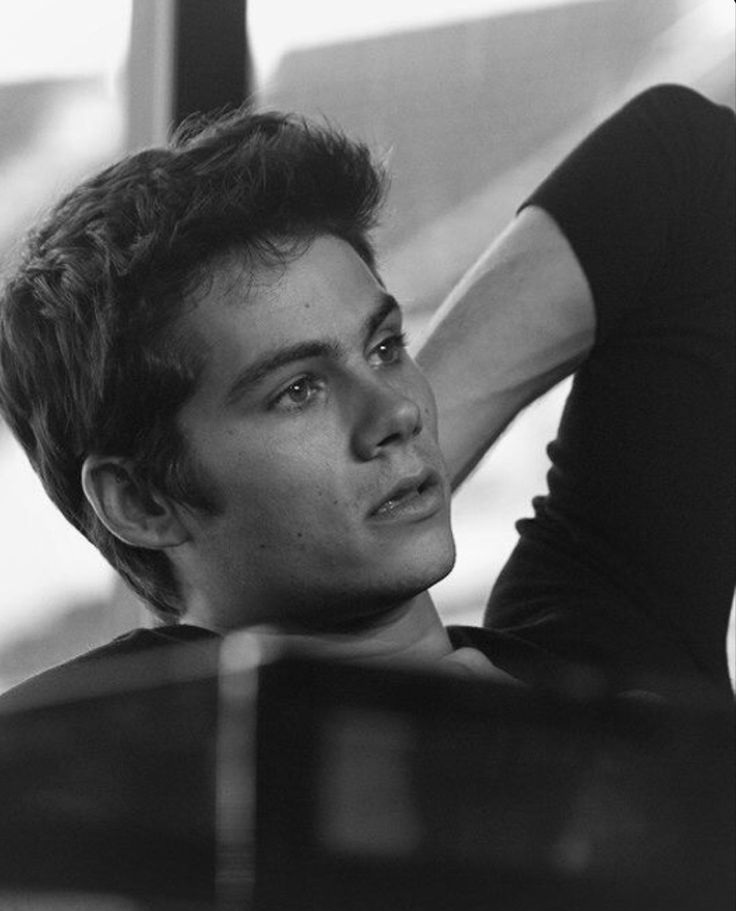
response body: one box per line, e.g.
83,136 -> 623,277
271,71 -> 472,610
81,455 -> 189,550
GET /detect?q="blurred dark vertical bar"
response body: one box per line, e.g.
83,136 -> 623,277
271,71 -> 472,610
172,0 -> 251,127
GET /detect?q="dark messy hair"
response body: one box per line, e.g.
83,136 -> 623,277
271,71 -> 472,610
0,108 -> 388,621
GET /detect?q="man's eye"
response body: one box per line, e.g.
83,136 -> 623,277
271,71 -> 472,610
274,376 -> 322,411
370,332 -> 408,366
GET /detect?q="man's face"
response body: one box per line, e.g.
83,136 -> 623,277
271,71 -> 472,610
175,234 -> 455,631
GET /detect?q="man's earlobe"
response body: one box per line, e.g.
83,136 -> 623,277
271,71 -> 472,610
81,456 -> 189,550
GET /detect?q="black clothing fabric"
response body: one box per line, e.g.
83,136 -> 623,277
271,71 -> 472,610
485,85 -> 735,701
0,624 -> 220,711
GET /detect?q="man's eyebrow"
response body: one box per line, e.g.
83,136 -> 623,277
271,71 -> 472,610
363,293 -> 401,344
224,292 -> 401,406
224,340 -> 339,406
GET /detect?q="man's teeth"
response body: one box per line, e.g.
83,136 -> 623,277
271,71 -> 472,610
380,487 -> 419,512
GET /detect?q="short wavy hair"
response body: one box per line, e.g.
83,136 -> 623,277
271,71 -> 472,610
0,109 -> 387,621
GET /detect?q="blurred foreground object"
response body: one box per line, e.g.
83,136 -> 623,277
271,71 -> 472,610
0,635 -> 733,910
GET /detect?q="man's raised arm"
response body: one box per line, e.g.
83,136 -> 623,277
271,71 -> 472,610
415,206 -> 594,490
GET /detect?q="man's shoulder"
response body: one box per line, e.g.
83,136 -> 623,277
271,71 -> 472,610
0,624 -> 221,713
73,624 -> 220,661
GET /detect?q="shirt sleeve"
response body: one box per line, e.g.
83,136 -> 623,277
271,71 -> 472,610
520,84 -> 735,343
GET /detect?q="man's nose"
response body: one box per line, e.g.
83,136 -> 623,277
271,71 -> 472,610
351,375 -> 423,461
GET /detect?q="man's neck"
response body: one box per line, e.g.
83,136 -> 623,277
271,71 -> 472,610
250,591 -> 454,667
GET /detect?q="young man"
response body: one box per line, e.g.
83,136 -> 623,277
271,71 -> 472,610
0,84 -> 733,705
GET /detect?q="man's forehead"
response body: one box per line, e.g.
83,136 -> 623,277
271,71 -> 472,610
193,235 -> 381,309
190,235 -> 393,321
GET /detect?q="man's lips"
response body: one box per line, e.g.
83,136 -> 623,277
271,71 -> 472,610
369,468 -> 444,519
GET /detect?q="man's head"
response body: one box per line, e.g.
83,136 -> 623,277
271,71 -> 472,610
0,109 -> 455,629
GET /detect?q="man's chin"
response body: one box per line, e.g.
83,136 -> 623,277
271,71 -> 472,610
390,532 -> 457,590
289,548 -> 456,634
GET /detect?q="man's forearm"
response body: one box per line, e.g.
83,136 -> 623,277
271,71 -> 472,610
415,205 -> 595,490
